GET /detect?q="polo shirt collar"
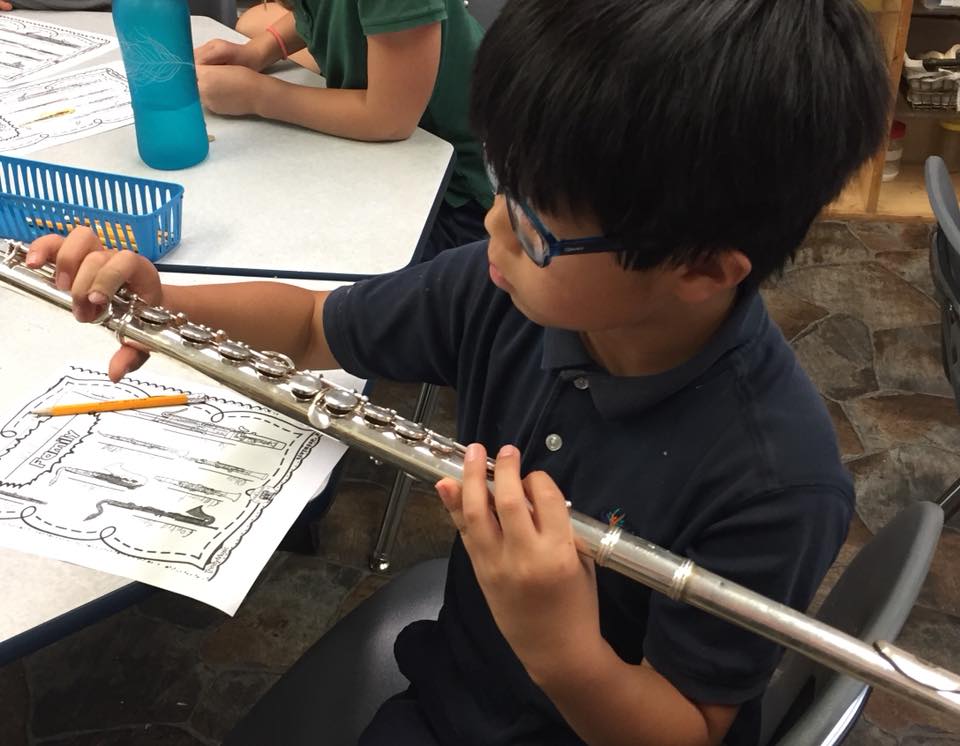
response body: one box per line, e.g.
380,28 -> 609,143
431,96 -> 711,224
539,289 -> 766,419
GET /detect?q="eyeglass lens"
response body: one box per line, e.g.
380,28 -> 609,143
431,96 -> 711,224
506,197 -> 547,265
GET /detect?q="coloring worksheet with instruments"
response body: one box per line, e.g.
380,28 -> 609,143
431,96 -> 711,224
0,63 -> 133,154
0,365 -> 361,614
0,15 -> 116,87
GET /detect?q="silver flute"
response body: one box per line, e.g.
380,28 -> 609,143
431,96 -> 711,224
2,238 -> 959,719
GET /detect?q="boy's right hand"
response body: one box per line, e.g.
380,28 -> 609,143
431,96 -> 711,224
195,39 -> 266,72
25,228 -> 163,382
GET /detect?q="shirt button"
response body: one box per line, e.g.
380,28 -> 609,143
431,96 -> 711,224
573,376 -> 589,390
545,433 -> 563,452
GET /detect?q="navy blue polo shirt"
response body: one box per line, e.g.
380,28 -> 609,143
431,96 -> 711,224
324,241 -> 853,746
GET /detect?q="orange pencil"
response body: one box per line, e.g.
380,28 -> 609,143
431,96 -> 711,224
30,393 -> 207,417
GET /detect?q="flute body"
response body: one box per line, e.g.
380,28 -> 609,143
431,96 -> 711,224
2,240 -> 959,719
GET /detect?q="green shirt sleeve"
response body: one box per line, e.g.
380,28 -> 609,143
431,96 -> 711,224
357,0 -> 447,35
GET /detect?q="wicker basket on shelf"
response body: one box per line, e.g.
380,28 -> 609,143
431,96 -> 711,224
903,45 -> 960,111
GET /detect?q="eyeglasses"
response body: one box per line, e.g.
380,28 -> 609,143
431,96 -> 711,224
503,194 -> 622,268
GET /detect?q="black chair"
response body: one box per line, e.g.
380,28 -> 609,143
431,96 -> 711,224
223,558 -> 447,746
757,500 -> 942,745
225,502 -> 942,746
465,0 -> 506,29
927,156 -> 960,400
187,0 -> 237,27
925,155 -> 960,522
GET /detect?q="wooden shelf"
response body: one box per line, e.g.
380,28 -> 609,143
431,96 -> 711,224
827,163 -> 958,220
822,0 -> 947,221
862,0 -> 913,12
896,88 -> 960,119
825,180 -> 868,219
912,0 -> 960,17
878,163 -> 958,217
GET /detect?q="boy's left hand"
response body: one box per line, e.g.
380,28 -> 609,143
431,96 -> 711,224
436,444 -> 604,684
196,65 -> 264,116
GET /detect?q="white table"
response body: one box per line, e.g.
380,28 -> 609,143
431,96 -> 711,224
11,11 -> 455,279
0,270 -> 353,664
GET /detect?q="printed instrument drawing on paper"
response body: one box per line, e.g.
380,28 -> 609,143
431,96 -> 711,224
0,366 -> 356,614
0,63 -> 133,154
0,16 -> 116,87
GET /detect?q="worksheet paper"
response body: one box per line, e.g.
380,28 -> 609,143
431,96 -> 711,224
0,365 -> 362,615
0,62 -> 133,154
0,15 -> 116,88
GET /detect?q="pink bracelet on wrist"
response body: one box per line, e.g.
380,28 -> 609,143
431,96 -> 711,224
265,24 -> 289,60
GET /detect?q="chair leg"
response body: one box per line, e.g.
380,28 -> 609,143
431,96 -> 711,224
937,476 -> 960,522
369,383 -> 441,573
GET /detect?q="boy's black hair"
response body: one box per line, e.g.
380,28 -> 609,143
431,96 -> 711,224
471,0 -> 889,285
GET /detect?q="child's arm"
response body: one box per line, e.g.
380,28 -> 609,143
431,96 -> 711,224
197,21 -> 442,142
24,229 -> 340,382
436,446 -> 738,746
195,11 -> 306,72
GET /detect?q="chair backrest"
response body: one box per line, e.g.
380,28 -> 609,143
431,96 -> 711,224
187,0 -> 238,27
927,156 -> 960,404
758,501 -> 944,746
223,558 -> 448,746
338,557 -> 447,735
466,0 -> 506,30
928,156 -> 960,255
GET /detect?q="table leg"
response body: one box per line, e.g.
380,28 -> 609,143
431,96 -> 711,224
369,382 -> 441,573
938,476 -> 960,522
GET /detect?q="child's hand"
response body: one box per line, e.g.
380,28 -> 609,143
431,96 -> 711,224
24,229 -> 163,382
196,65 -> 264,116
436,444 -> 605,685
0,2 -> 12,11
195,39 -> 265,71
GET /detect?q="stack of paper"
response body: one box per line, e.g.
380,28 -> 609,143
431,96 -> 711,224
0,15 -> 133,154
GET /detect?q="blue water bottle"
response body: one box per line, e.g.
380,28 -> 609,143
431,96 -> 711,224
112,0 -> 209,170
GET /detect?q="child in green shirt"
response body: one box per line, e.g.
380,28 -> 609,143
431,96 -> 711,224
196,0 -> 492,258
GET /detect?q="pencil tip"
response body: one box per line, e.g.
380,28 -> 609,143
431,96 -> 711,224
29,409 -> 50,417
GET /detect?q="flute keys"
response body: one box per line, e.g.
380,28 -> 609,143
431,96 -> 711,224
394,420 -> 427,443
217,340 -> 252,362
264,351 -> 295,369
322,389 -> 360,416
363,404 -> 396,428
8,241 -> 26,261
136,306 -> 174,326
179,323 -> 216,345
426,435 -> 456,456
251,351 -> 294,378
252,356 -> 292,378
288,373 -> 324,400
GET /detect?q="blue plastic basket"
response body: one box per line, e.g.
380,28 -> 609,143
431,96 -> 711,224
0,155 -> 183,261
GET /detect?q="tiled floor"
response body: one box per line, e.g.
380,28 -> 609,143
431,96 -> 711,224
1,221 -> 959,745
